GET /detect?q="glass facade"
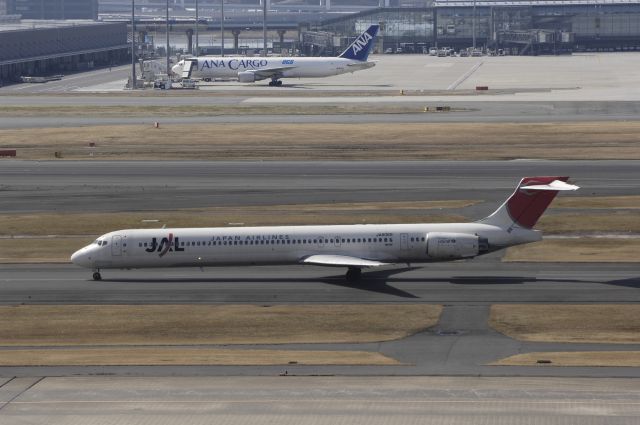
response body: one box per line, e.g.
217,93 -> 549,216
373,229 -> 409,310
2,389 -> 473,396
311,3 -> 640,52
320,8 -> 434,51
8,0 -> 98,19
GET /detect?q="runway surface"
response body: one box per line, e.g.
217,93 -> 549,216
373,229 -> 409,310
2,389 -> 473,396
2,376 -> 638,424
2,261 -> 639,378
2,262 -> 638,305
2,160 -> 638,214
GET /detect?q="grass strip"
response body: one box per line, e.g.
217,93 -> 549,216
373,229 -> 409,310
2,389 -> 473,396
492,351 -> 640,367
490,305 -> 640,344
0,104 -> 446,117
536,212 -> 640,234
552,195 -> 640,209
0,347 -> 399,366
503,238 -> 640,262
2,121 -> 639,161
0,304 -> 442,346
0,202 -> 471,236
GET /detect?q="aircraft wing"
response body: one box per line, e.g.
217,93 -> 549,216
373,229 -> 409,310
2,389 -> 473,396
246,65 -> 297,80
301,255 -> 389,268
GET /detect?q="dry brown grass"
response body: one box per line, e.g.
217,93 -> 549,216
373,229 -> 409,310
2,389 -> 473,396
490,305 -> 640,344
0,238 -> 85,263
536,212 -> 640,234
0,347 -> 399,366
2,121 -> 639,160
553,195 -> 640,209
0,304 -> 442,346
503,238 -> 640,262
0,202 -> 471,237
492,351 -> 640,367
0,104 -> 438,117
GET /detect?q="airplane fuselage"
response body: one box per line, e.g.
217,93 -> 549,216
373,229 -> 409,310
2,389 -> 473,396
176,56 -> 375,80
71,222 -> 540,270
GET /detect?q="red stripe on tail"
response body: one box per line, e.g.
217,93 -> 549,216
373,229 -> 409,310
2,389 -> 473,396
507,176 -> 569,228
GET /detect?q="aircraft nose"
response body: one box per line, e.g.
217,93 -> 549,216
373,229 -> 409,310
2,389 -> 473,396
70,247 -> 93,268
171,62 -> 183,76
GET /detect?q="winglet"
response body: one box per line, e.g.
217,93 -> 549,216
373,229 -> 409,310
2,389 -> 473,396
338,25 -> 380,61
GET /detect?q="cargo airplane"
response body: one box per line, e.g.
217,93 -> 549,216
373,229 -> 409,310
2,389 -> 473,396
171,25 -> 379,86
71,177 -> 578,281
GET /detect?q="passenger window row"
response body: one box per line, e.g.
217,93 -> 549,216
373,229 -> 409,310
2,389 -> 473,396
136,235 -> 427,248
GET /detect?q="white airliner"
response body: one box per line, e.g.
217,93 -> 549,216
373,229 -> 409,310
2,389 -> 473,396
171,25 -> 379,86
71,176 -> 578,281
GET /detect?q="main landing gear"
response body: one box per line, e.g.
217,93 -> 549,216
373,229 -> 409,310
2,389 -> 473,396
268,79 -> 283,87
92,270 -> 102,281
345,267 -> 362,283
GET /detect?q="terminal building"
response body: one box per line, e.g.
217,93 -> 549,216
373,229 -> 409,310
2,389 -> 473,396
0,20 -> 128,85
0,0 -> 639,85
315,1 -> 640,55
5,0 -> 99,20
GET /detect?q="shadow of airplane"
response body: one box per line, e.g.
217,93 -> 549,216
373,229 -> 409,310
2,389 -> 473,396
93,270 -> 639,297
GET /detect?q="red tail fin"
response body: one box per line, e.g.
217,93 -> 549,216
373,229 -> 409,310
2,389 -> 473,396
480,176 -> 579,229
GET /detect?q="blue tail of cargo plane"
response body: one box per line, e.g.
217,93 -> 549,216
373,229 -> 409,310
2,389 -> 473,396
338,25 -> 380,61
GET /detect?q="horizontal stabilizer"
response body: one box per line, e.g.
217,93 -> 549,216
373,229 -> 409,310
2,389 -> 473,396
520,180 -> 580,191
301,255 -> 388,268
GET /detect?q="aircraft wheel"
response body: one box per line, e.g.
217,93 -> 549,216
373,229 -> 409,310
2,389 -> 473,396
276,80 -> 283,86
268,81 -> 275,86
92,272 -> 102,281
345,267 -> 362,283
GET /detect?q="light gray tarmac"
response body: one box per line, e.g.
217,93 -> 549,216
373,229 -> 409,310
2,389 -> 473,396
2,262 -> 638,305
2,376 -> 639,425
2,160 -> 638,213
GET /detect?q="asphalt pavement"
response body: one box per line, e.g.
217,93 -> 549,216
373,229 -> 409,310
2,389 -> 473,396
2,160 -> 637,213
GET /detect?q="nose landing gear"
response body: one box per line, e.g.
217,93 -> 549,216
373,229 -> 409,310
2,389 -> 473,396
92,270 -> 102,281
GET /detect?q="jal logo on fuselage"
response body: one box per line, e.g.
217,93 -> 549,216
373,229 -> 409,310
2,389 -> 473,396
145,233 -> 184,257
351,32 -> 373,55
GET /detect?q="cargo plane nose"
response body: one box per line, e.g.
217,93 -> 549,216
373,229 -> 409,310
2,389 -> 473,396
171,61 -> 184,77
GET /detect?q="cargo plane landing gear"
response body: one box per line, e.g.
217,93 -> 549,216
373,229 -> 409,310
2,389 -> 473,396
92,269 -> 102,281
345,267 -> 362,282
268,79 -> 283,87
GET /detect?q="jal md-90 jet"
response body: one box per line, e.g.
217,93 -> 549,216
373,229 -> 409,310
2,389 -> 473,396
71,176 -> 578,281
171,25 -> 379,86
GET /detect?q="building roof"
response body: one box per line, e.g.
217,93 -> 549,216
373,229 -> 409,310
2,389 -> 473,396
434,0 -> 640,6
0,19 -> 113,34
